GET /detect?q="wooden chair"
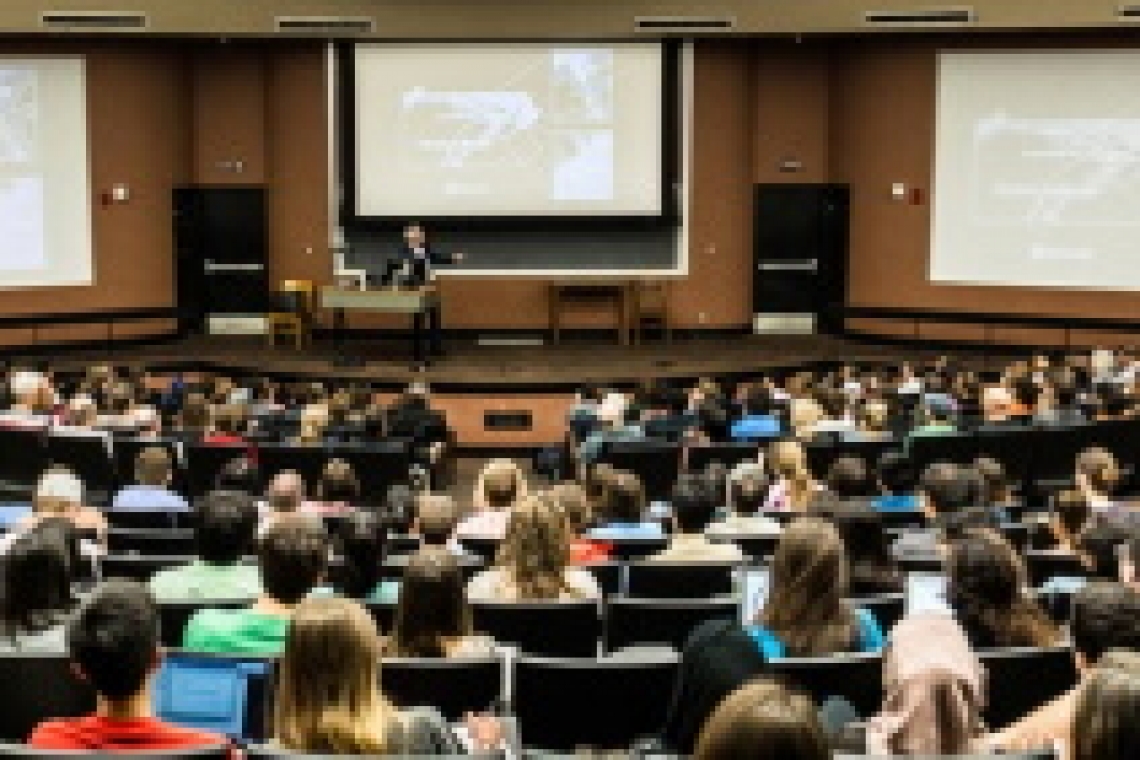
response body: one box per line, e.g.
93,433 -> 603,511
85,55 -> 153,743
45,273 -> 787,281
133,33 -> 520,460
266,279 -> 315,349
633,280 -> 671,344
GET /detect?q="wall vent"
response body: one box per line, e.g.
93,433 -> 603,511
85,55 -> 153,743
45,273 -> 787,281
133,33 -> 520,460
1117,5 -> 1140,20
864,7 -> 976,25
275,16 -> 376,35
40,11 -> 148,31
634,16 -> 736,33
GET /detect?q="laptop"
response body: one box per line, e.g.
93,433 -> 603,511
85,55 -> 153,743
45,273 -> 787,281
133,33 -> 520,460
154,652 -> 272,744
0,503 -> 31,530
738,566 -> 771,624
905,571 -> 951,616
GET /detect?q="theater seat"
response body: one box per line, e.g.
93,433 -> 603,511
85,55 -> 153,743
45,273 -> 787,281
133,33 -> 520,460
513,653 -> 680,751
102,554 -> 189,582
380,656 -> 503,720
624,561 -> 739,599
979,646 -> 1078,729
471,601 -> 601,658
767,652 -> 884,717
605,597 -> 738,653
0,655 -> 97,742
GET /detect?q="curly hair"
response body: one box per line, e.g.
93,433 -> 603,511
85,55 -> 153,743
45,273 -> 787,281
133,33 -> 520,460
495,493 -> 577,600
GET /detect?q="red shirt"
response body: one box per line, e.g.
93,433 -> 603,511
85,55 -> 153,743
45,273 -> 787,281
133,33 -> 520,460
30,715 -> 230,755
570,537 -> 613,565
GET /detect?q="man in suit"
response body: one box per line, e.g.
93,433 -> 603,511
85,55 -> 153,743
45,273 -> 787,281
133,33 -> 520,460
392,223 -> 464,358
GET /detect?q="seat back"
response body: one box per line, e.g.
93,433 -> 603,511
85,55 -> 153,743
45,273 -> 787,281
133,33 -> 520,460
513,653 -> 679,751
337,443 -> 412,505
581,562 -> 623,597
851,594 -> 906,634
380,657 -> 503,720
105,509 -> 188,530
102,554 -> 189,582
768,652 -> 884,717
605,536 -> 670,561
44,435 -> 115,502
686,442 -> 763,473
1024,550 -> 1092,588
159,599 -> 256,647
107,527 -> 196,556
0,428 -> 47,491
471,601 -> 601,658
185,444 -> 249,500
979,646 -> 1078,729
457,536 -> 500,563
0,654 -> 97,742
598,441 -> 681,503
625,562 -> 738,599
605,596 -> 738,653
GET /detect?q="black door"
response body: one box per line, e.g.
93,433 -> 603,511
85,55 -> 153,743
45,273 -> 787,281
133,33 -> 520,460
753,184 -> 849,334
174,187 -> 269,332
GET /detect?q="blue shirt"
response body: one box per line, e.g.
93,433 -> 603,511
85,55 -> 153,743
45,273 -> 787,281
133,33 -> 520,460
111,485 -> 190,512
588,521 -> 665,540
873,494 -> 920,512
747,607 -> 885,658
730,415 -> 782,441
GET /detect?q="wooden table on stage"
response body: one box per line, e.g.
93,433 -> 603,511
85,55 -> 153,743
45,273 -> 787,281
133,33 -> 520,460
320,286 -> 441,364
547,280 -> 635,345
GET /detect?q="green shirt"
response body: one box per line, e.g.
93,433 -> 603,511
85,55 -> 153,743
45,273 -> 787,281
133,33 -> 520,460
182,607 -> 291,655
149,561 -> 263,602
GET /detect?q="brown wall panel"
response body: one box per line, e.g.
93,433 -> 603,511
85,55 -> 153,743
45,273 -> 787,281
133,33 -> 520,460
191,47 -> 267,185
753,44 -> 831,185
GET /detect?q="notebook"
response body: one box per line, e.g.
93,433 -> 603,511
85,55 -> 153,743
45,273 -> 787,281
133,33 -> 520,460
738,566 -> 771,623
905,571 -> 950,617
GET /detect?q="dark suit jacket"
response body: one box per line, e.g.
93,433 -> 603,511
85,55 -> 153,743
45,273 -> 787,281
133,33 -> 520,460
394,244 -> 457,286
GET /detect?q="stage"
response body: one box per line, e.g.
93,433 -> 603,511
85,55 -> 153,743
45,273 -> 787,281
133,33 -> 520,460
47,333 -> 1007,392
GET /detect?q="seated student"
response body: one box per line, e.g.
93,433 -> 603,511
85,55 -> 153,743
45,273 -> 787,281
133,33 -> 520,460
873,451 -> 920,512
947,529 -> 1060,650
868,614 -> 985,756
303,458 -> 360,516
455,459 -> 527,541
707,462 -> 781,537
747,518 -> 884,657
587,470 -> 664,539
763,440 -> 824,513
1050,489 -> 1092,554
1070,649 -> 1140,760
182,516 -> 328,655
578,398 -> 645,465
3,468 -> 107,552
467,493 -> 601,602
386,548 -> 496,658
694,679 -> 831,760
652,476 -> 744,563
0,519 -> 81,653
827,508 -> 904,597
214,455 -> 261,496
548,482 -> 613,564
28,580 -> 230,753
730,387 -> 782,441
1075,447 -> 1122,515
332,509 -> 398,603
202,404 -> 248,446
259,470 -> 310,536
111,446 -> 189,512
273,597 -> 496,755
150,490 -> 262,601
983,582 -> 1140,755
974,456 -> 1019,512
814,456 -> 873,509
908,401 -> 957,439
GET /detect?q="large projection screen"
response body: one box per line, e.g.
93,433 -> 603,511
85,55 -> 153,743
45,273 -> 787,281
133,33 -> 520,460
931,51 -> 1140,290
0,57 -> 93,288
353,43 -> 664,218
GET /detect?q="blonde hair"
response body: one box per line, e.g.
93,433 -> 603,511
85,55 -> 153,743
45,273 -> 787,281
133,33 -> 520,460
1077,447 -> 1120,496
789,397 -> 824,439
474,458 -> 527,512
297,404 -> 330,444
768,440 -> 816,512
274,597 -> 396,754
496,493 -> 576,600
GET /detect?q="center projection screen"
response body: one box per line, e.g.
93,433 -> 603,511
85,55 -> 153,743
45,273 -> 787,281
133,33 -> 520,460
931,50 -> 1140,290
352,43 -> 665,218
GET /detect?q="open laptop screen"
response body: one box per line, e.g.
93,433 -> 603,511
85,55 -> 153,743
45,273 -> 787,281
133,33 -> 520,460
154,653 -> 271,743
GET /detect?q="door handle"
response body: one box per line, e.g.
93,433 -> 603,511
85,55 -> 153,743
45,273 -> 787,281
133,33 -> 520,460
204,260 -> 265,273
757,259 -> 818,272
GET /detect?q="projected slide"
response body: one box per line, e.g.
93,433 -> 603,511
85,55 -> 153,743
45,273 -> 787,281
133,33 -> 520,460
355,44 -> 663,217
0,58 -> 91,288
932,51 -> 1140,289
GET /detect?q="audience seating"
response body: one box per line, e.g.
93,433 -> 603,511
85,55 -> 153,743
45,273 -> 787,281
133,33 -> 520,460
624,561 -> 738,599
0,655 -> 96,742
978,646 -> 1079,729
102,554 -> 190,582
363,600 -> 397,632
185,444 -> 248,500
471,601 -> 601,658
581,561 -> 623,597
604,536 -> 670,561
805,438 -> 899,483
604,597 -> 738,653
512,653 -> 679,751
0,428 -> 46,496
686,442 -> 763,473
106,527 -> 196,556
158,599 -> 256,647
457,536 -> 500,563
44,435 -> 116,505
768,652 -> 884,717
1024,549 -> 1092,588
709,532 -> 779,560
105,509 -> 189,530
598,441 -> 681,503
380,656 -> 503,720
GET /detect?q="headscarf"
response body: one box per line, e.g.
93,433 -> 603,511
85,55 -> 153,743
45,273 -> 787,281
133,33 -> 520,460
867,613 -> 986,756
